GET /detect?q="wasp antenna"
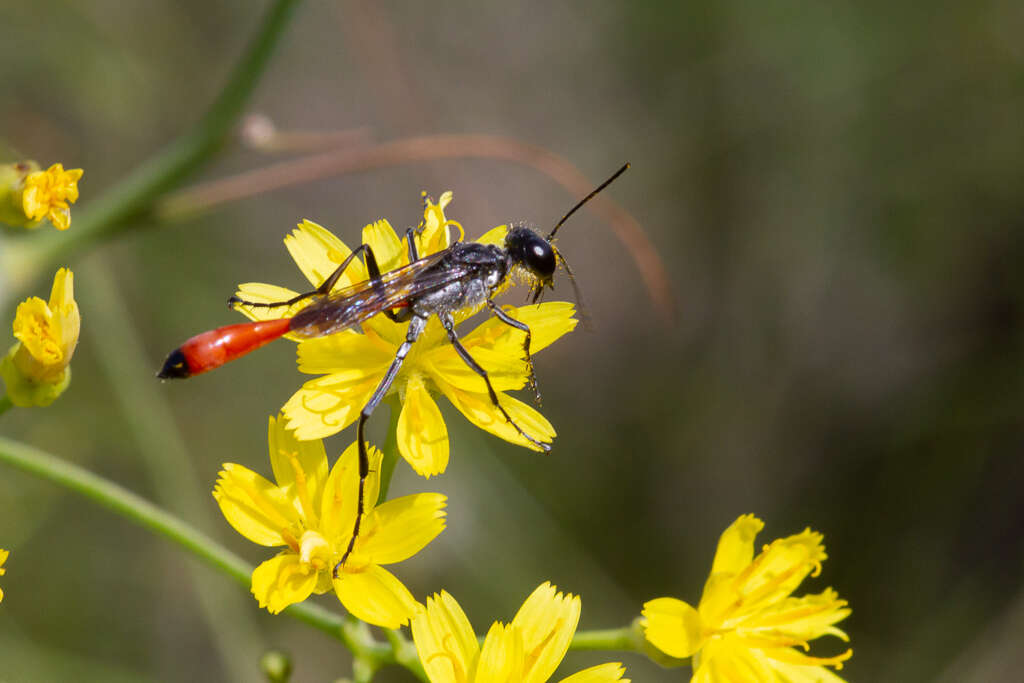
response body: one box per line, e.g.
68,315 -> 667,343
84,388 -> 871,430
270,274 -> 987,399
556,250 -> 592,331
547,162 -> 631,240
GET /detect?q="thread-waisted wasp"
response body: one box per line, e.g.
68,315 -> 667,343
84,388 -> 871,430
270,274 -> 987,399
159,163 -> 629,574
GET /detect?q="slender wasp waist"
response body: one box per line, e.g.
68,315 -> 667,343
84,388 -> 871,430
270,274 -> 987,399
410,242 -> 509,317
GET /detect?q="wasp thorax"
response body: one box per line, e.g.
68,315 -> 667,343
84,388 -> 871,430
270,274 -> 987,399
505,226 -> 556,282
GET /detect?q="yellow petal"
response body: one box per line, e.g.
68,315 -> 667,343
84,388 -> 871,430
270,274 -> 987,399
282,373 -> 381,441
437,381 -> 555,451
397,375 -> 450,476
510,582 -> 579,683
333,564 -> 418,628
736,529 -> 828,606
251,553 -> 318,614
360,493 -> 447,564
709,514 -> 763,576
477,225 -> 509,247
48,207 -> 71,231
557,663 -> 630,683
641,597 -> 703,659
295,329 -> 395,375
426,343 -> 528,393
412,591 -> 480,683
267,415 -> 329,523
692,636 -> 778,683
416,191 -> 459,257
213,463 -> 297,546
319,441 -> 382,544
757,646 -> 852,680
363,219 -> 405,273
461,302 -> 578,357
476,622 -> 524,683
752,588 -> 851,643
232,282 -> 308,330
21,184 -> 44,220
285,219 -> 367,289
12,297 -> 62,364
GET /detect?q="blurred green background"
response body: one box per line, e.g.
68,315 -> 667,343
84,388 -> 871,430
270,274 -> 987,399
3,1 -> 1024,681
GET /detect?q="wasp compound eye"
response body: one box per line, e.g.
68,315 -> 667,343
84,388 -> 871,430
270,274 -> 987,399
506,226 -> 556,281
524,237 -> 556,280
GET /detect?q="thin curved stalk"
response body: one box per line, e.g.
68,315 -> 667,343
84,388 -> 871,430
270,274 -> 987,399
0,435 -> 427,681
1,0 -> 303,295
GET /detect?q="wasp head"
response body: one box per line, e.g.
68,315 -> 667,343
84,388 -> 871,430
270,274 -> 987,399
505,225 -> 557,285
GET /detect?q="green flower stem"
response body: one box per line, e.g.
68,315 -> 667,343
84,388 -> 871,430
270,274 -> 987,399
377,395 -> 403,502
0,395 -> 11,416
1,0 -> 302,292
0,435 -> 426,681
571,624 -> 645,652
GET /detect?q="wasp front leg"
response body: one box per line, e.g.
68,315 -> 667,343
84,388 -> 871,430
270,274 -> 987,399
439,312 -> 551,451
485,299 -> 541,405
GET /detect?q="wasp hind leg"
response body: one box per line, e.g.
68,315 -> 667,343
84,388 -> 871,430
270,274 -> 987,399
333,314 -> 428,577
228,243 -> 414,324
439,313 -> 551,452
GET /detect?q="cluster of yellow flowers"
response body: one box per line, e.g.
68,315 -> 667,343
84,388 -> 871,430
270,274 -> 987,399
214,194 -> 853,681
0,177 -> 853,682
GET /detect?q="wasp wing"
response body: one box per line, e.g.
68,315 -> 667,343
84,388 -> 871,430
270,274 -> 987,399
287,250 -> 472,337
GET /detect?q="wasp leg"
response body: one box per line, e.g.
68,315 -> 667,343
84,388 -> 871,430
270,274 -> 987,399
439,313 -> 551,452
405,227 -> 420,263
229,243 -> 413,324
229,243 -> 381,310
333,314 -> 428,577
485,299 -> 540,405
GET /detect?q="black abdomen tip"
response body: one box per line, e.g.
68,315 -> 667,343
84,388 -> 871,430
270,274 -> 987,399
157,348 -> 192,379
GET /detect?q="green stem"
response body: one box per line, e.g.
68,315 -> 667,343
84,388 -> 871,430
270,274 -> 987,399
571,624 -> 644,652
377,396 -> 402,502
2,0 -> 302,290
0,395 -> 12,416
0,435 -> 424,680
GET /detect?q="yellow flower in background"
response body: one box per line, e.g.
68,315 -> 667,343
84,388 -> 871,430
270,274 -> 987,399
0,161 -> 82,230
412,582 -> 630,683
0,549 -> 8,602
213,416 -> 446,628
233,193 -> 576,477
642,514 -> 852,683
0,268 -> 80,406
22,163 -> 83,230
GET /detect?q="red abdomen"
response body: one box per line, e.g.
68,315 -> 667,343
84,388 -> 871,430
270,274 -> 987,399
158,318 -> 292,378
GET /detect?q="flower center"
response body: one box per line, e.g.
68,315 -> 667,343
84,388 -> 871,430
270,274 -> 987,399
298,530 -> 331,571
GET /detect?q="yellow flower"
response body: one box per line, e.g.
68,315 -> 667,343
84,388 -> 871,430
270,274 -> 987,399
0,161 -> 82,230
233,192 -> 577,477
0,548 -> 7,602
642,514 -> 852,682
213,415 -> 446,628
412,582 -> 630,683
0,268 -> 80,406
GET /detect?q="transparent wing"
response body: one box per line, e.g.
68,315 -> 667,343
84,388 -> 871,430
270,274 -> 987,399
287,250 -> 472,337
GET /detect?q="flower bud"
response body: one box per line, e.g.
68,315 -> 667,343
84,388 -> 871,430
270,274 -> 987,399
0,268 -> 80,406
